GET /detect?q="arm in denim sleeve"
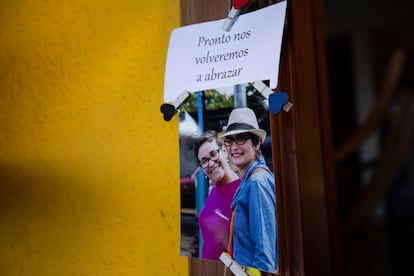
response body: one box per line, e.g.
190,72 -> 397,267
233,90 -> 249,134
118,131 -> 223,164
248,172 -> 277,272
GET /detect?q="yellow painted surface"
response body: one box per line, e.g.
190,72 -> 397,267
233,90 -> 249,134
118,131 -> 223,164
0,0 -> 187,274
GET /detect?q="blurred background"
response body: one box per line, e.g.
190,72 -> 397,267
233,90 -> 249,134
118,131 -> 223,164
325,0 -> 414,275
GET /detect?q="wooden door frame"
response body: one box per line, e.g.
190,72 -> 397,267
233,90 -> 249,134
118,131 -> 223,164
180,1 -> 340,275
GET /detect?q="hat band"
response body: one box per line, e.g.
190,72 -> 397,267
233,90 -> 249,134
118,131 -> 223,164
226,122 -> 256,132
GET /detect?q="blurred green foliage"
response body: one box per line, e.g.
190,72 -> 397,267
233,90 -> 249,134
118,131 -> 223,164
179,89 -> 234,112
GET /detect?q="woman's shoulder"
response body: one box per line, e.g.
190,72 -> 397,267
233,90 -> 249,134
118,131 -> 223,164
251,165 -> 273,179
249,169 -> 272,181
248,167 -> 274,188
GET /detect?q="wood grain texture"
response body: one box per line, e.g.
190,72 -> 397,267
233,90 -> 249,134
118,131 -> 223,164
180,1 -> 338,275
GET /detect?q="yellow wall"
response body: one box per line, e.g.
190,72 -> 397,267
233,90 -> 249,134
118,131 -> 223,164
0,0 -> 187,274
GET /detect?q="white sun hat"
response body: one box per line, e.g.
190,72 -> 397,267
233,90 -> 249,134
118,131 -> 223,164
219,107 -> 266,143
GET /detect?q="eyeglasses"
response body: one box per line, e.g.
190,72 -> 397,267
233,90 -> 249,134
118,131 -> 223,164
199,149 -> 220,169
223,134 -> 251,147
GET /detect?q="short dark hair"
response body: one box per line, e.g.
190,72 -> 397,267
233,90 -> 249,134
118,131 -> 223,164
248,132 -> 260,146
194,130 -> 223,162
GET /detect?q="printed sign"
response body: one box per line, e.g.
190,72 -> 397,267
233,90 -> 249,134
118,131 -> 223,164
164,1 -> 287,102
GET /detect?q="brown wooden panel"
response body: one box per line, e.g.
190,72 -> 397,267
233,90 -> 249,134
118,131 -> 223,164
277,0 -> 340,275
180,0 -> 230,25
179,1 -> 338,275
312,0 -> 343,273
188,257 -> 226,276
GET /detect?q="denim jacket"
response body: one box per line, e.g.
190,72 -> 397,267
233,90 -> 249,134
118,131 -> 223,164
231,156 -> 278,273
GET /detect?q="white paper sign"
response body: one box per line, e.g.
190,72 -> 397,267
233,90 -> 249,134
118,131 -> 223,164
163,1 -> 287,102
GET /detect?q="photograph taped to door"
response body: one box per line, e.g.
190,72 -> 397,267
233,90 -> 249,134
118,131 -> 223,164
179,82 -> 278,274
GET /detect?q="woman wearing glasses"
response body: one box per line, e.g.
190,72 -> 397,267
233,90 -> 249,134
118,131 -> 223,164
220,107 -> 278,274
194,130 -> 241,261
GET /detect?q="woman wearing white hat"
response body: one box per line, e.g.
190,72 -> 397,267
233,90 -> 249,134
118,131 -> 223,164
220,107 -> 278,274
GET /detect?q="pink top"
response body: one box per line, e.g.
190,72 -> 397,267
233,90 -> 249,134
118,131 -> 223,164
198,178 -> 241,260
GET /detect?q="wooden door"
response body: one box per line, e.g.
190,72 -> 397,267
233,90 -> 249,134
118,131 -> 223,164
180,1 -> 340,275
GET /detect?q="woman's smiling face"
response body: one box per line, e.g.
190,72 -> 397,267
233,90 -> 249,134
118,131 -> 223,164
197,141 -> 226,183
224,133 -> 259,177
